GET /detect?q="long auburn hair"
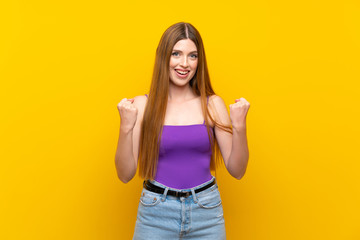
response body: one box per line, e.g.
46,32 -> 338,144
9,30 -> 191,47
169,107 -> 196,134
138,22 -> 232,180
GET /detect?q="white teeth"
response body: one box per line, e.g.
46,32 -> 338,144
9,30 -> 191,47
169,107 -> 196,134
175,70 -> 189,75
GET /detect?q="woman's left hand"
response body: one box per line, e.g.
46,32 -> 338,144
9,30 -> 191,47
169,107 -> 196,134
229,98 -> 250,130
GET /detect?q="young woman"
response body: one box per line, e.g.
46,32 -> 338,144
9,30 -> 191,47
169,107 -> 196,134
115,22 -> 250,239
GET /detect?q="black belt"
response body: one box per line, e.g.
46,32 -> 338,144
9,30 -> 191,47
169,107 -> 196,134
143,179 -> 216,198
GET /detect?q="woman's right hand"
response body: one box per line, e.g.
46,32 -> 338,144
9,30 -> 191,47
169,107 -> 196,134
117,98 -> 138,131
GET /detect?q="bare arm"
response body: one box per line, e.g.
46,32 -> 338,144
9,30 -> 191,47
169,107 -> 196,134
226,124 -> 249,180
115,126 -> 136,183
209,95 -> 250,180
115,95 -> 147,183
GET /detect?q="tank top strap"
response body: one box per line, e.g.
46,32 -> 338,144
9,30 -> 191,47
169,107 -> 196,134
145,94 -> 148,98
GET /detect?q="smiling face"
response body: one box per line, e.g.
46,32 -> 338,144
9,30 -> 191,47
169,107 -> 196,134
169,39 -> 198,87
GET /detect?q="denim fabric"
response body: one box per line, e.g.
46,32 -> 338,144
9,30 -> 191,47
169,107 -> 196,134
133,176 -> 226,239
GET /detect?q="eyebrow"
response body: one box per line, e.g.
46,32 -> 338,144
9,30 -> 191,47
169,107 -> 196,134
172,49 -> 198,54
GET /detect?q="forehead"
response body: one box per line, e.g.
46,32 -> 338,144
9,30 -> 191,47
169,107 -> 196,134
172,39 -> 197,51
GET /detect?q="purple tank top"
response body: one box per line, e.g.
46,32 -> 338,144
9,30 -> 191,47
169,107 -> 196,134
145,94 -> 214,189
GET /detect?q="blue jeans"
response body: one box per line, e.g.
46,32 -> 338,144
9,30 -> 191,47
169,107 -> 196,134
133,176 -> 226,239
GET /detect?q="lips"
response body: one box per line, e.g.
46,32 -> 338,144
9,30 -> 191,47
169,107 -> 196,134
174,69 -> 190,78
175,69 -> 190,75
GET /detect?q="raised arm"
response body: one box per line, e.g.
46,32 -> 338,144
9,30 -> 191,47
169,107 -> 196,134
115,95 -> 147,183
209,95 -> 250,180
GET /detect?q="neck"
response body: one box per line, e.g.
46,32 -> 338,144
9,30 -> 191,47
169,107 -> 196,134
168,82 -> 197,102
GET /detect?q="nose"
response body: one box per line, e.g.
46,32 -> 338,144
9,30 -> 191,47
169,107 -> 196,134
180,56 -> 189,67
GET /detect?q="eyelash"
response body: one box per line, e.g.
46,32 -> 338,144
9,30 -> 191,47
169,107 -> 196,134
171,52 -> 198,58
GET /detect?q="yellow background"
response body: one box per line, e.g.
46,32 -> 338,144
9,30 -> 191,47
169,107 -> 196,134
1,0 -> 359,239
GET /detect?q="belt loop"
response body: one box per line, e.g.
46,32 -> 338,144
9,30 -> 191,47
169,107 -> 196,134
161,187 -> 169,202
191,188 -> 198,203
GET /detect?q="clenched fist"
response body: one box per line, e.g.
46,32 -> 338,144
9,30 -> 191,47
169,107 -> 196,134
117,98 -> 138,132
229,98 -> 250,130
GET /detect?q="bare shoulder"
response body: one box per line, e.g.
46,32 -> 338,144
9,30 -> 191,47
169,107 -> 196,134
208,94 -> 230,125
130,95 -> 148,125
132,95 -> 148,110
209,94 -> 226,107
208,94 -> 227,113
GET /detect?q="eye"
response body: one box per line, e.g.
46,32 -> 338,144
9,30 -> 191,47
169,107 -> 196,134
171,52 -> 179,56
190,54 -> 198,59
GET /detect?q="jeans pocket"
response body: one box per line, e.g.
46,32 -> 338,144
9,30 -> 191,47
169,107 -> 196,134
139,189 -> 161,207
196,187 -> 222,209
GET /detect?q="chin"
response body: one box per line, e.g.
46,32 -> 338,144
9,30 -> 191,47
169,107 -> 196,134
170,80 -> 190,87
169,75 -> 195,87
